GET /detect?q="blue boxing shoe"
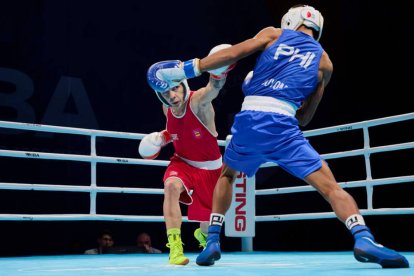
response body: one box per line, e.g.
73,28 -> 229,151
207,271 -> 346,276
352,225 -> 409,268
196,225 -> 222,266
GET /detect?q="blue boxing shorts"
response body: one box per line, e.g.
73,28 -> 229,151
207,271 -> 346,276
224,110 -> 322,179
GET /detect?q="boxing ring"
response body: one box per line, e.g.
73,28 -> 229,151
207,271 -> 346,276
0,112 -> 414,274
2,252 -> 414,275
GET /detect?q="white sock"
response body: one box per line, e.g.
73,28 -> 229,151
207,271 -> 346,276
345,214 -> 365,230
210,213 -> 225,226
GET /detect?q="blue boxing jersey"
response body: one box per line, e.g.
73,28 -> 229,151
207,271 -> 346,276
242,29 -> 323,108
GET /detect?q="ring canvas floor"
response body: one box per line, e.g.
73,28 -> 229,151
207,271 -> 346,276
1,251 -> 413,276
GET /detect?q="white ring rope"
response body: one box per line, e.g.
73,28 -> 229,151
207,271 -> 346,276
253,112 -> 414,222
0,112 -> 413,223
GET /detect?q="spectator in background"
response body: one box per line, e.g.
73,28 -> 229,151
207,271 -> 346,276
136,232 -> 162,254
84,229 -> 114,254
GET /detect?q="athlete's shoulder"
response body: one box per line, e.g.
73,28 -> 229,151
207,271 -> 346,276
254,26 -> 281,40
253,27 -> 281,49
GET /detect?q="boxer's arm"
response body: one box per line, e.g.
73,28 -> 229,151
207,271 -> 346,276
205,44 -> 236,80
296,51 -> 333,126
191,76 -> 227,110
192,44 -> 237,107
197,27 -> 279,74
295,82 -> 324,127
158,27 -> 280,83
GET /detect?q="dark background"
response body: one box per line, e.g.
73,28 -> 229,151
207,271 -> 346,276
0,0 -> 413,257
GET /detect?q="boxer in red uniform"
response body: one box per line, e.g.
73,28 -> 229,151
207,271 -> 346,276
141,45 -> 235,265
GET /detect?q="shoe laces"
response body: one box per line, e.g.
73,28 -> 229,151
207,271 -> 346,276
166,240 -> 185,258
195,231 -> 207,248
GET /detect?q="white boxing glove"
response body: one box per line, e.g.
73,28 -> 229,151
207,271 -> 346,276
138,130 -> 172,159
207,44 -> 236,79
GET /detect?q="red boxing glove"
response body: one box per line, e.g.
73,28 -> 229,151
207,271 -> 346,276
210,63 -> 236,80
207,44 -> 236,80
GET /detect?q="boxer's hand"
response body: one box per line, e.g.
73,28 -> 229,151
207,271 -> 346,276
210,63 -> 236,80
147,60 -> 182,93
207,44 -> 236,80
242,71 -> 254,91
158,58 -> 201,85
148,59 -> 202,91
138,130 -> 172,159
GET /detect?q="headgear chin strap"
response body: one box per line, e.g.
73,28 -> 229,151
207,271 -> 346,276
281,5 -> 324,41
154,79 -> 190,107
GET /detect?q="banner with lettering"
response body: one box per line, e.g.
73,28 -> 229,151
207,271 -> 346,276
225,171 -> 255,237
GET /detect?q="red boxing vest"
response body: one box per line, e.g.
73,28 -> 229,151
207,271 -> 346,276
166,92 -> 221,162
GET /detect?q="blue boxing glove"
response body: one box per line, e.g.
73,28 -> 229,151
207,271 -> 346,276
148,59 -> 201,92
182,58 -> 201,79
147,60 -> 183,93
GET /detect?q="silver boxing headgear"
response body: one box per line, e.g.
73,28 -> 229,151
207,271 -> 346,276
154,79 -> 190,107
281,5 -> 324,41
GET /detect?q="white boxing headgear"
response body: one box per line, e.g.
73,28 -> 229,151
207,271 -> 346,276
155,79 -> 190,107
281,5 -> 324,41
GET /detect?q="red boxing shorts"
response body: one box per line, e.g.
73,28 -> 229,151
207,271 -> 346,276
163,155 -> 221,222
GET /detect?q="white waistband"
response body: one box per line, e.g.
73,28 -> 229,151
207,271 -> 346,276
177,154 -> 222,170
241,96 -> 297,117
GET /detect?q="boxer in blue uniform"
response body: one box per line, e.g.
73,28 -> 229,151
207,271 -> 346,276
150,4 -> 409,269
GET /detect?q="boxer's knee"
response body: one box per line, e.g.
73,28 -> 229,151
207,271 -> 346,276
220,164 -> 237,184
323,184 -> 345,201
164,179 -> 183,198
